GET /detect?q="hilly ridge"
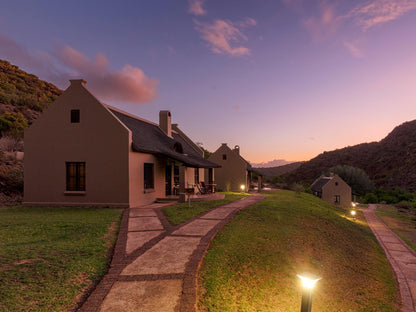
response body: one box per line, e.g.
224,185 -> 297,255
285,120 -> 416,191
0,59 -> 62,126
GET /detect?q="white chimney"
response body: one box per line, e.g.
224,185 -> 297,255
159,110 -> 172,137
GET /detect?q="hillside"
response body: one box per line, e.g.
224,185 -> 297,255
0,59 -> 62,204
254,161 -> 304,179
285,120 -> 416,191
0,59 -> 62,127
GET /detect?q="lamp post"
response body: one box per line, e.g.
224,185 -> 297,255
297,273 -> 321,312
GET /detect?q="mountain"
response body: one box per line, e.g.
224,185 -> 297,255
285,120 -> 416,191
255,162 -> 304,179
0,59 -> 62,204
0,59 -> 62,126
251,159 -> 295,168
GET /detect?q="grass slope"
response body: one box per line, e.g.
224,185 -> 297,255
162,192 -> 248,225
376,204 -> 416,253
0,206 -> 122,312
198,191 -> 400,312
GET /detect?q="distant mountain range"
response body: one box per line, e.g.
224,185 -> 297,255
254,162 -> 304,179
285,120 -> 416,191
251,159 -> 296,168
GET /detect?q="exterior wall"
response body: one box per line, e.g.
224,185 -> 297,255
322,175 -> 352,207
24,80 -> 130,207
128,152 -> 166,206
208,144 -> 247,192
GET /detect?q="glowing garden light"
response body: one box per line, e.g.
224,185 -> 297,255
240,184 -> 245,192
297,273 -> 321,312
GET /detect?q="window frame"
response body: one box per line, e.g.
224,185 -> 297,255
66,162 -> 86,192
144,163 -> 154,190
70,109 -> 80,123
194,168 -> 199,184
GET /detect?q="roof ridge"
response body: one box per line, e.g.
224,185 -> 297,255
104,104 -> 160,127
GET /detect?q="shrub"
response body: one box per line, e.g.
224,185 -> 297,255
363,193 -> 378,204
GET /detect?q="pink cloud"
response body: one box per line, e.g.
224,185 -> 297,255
343,40 -> 366,58
188,0 -> 206,16
303,2 -> 342,41
0,32 -> 158,104
195,18 -> 256,57
347,0 -> 416,30
0,33 -> 57,79
55,46 -> 158,103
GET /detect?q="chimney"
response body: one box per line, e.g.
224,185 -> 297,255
159,110 -> 172,137
70,79 -> 87,87
233,145 -> 240,155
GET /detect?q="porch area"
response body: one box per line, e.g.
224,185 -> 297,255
156,192 -> 225,203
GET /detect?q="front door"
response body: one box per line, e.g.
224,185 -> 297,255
165,165 -> 172,196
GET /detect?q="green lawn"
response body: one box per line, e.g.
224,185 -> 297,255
376,204 -> 416,252
198,190 -> 400,312
0,206 -> 122,312
162,192 -> 248,225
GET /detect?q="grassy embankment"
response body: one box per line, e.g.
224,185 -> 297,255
162,192 -> 248,225
376,204 -> 416,252
198,190 -> 400,312
0,206 -> 122,312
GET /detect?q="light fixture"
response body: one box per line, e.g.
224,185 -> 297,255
240,184 -> 245,192
297,273 -> 321,312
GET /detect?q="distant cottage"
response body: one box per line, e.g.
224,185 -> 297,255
208,143 -> 261,192
24,79 -> 219,207
310,174 -> 352,207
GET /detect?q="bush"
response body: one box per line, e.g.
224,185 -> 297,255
395,201 -> 415,210
0,165 -> 23,194
363,193 -> 378,204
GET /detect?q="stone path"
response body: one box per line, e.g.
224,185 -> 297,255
78,195 -> 265,312
363,204 -> 416,312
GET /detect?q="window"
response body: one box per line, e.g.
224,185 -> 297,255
174,165 -> 179,186
71,109 -> 80,123
173,142 -> 183,153
144,163 -> 154,189
222,154 -> 227,160
334,195 -> 340,204
194,168 -> 199,184
66,162 -> 85,191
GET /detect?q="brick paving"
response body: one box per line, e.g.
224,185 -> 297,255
78,194 -> 265,312
363,204 -> 416,312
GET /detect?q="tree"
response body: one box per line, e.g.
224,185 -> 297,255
0,111 -> 28,138
196,142 -> 212,159
328,165 -> 375,195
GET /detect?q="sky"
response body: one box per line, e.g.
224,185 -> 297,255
1,0 -> 416,164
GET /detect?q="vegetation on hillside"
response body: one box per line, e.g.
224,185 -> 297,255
198,191 -> 400,311
0,59 -> 61,138
0,59 -> 61,114
254,161 -> 304,180
285,120 -> 416,192
0,59 -> 62,204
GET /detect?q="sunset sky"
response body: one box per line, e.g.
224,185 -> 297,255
1,0 -> 416,164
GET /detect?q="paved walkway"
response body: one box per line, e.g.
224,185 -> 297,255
78,194 -> 265,312
363,204 -> 416,312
